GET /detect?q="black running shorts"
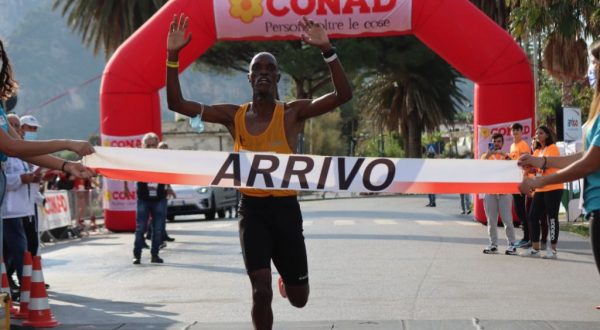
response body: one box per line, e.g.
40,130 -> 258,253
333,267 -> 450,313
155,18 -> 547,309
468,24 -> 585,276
238,195 -> 309,286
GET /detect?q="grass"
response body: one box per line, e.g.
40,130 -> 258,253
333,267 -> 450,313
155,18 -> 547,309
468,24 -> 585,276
560,221 -> 590,237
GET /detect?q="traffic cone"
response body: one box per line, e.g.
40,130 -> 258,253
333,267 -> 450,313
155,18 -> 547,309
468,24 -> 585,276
15,252 -> 32,319
0,259 -> 18,315
23,256 -> 58,328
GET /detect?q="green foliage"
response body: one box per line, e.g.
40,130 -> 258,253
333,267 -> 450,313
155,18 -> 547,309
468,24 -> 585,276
304,110 -> 345,156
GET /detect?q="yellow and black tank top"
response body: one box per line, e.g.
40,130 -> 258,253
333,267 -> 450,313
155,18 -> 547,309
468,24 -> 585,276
234,102 -> 297,197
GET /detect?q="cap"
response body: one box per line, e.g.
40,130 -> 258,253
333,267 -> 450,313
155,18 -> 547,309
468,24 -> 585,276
20,115 -> 41,127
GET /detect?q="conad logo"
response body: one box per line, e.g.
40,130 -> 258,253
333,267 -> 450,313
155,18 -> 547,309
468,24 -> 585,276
45,195 -> 69,214
230,0 -> 263,23
105,190 -> 137,201
230,0 -> 397,23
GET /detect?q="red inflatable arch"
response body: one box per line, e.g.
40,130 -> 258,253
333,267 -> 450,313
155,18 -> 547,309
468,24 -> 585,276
101,0 -> 533,231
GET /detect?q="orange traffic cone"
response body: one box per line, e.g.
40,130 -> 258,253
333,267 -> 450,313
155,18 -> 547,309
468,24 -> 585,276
15,252 -> 32,319
0,259 -> 18,315
23,256 -> 58,328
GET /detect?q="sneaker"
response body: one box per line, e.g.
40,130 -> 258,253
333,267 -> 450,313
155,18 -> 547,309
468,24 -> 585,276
543,249 -> 557,259
460,211 -> 466,215
505,245 -> 518,255
466,210 -> 472,214
483,245 -> 498,254
151,255 -> 164,263
133,257 -> 141,265
142,242 -> 150,249
159,242 -> 167,250
165,236 -> 175,242
514,239 -> 529,248
520,248 -> 540,257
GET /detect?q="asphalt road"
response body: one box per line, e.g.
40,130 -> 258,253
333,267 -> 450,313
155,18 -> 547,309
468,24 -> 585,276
11,195 -> 600,329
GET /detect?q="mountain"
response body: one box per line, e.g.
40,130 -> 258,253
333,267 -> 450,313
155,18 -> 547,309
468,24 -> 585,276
2,0 -> 258,140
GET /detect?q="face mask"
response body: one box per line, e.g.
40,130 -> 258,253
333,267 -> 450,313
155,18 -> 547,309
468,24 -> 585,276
24,131 -> 38,141
190,114 -> 205,133
589,63 -> 597,88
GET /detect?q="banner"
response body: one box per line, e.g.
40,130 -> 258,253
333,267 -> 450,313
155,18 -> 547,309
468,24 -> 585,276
101,134 -> 146,211
477,118 -> 532,158
562,107 -> 582,142
84,147 -> 522,194
37,191 -> 71,232
214,0 -> 412,40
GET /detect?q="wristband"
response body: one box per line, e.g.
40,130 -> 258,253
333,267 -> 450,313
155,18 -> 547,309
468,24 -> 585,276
166,60 -> 179,68
322,47 -> 337,63
324,53 -> 338,63
61,161 -> 68,172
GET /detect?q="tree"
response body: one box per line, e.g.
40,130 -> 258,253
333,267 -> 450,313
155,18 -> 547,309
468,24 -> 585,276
354,36 -> 467,158
53,0 -> 167,59
508,0 -> 600,107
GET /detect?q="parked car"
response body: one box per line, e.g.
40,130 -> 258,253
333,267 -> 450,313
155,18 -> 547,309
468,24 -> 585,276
166,185 -> 239,221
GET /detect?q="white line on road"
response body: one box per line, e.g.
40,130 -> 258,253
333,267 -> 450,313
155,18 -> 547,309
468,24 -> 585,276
374,219 -> 397,225
208,223 -> 235,228
303,221 -> 313,226
334,220 -> 356,226
415,220 -> 442,226
454,221 -> 481,226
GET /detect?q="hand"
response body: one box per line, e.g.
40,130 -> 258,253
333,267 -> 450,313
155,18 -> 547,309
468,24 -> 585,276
64,162 -> 96,179
519,176 -> 542,195
20,173 -> 37,184
68,140 -> 95,157
298,17 -> 331,51
518,154 -> 543,168
167,13 -> 192,53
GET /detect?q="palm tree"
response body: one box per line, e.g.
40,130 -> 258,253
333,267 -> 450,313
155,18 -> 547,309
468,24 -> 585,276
355,36 -> 467,158
508,0 -> 600,107
53,0 -> 167,59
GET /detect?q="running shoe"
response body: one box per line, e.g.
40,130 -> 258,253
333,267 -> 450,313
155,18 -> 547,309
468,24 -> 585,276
520,248 -> 540,257
505,245 -> 518,255
543,249 -> 557,259
483,245 -> 498,254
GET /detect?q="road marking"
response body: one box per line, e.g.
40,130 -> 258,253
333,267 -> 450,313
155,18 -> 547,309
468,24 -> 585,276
454,221 -> 481,226
303,221 -> 313,226
208,223 -> 234,228
415,220 -> 442,226
374,219 -> 397,225
334,220 -> 356,226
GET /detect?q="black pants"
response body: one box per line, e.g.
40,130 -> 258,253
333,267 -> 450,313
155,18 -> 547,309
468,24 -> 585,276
22,214 -> 39,256
528,189 -> 562,244
513,194 -> 528,240
589,211 -> 600,276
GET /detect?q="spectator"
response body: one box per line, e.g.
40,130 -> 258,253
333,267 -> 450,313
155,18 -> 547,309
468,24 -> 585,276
459,152 -> 472,214
481,133 -> 517,255
126,133 -> 166,264
425,152 -> 436,207
519,38 -> 600,272
520,126 -> 563,259
2,114 -> 39,298
509,123 -> 532,248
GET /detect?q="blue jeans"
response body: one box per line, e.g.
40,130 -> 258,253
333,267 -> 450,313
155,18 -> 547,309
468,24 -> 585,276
3,216 -> 27,281
133,198 -> 166,256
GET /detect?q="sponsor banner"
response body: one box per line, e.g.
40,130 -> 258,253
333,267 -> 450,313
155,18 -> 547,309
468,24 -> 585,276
84,147 -> 522,194
477,118 -> 532,158
100,134 -> 146,211
38,191 -> 71,231
563,107 -> 582,141
214,0 -> 412,40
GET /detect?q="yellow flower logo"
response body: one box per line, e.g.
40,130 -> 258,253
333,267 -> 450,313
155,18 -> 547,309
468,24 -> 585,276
230,0 -> 263,24
480,127 -> 490,139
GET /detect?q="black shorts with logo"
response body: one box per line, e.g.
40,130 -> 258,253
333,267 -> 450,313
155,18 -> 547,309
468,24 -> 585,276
238,195 -> 308,286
